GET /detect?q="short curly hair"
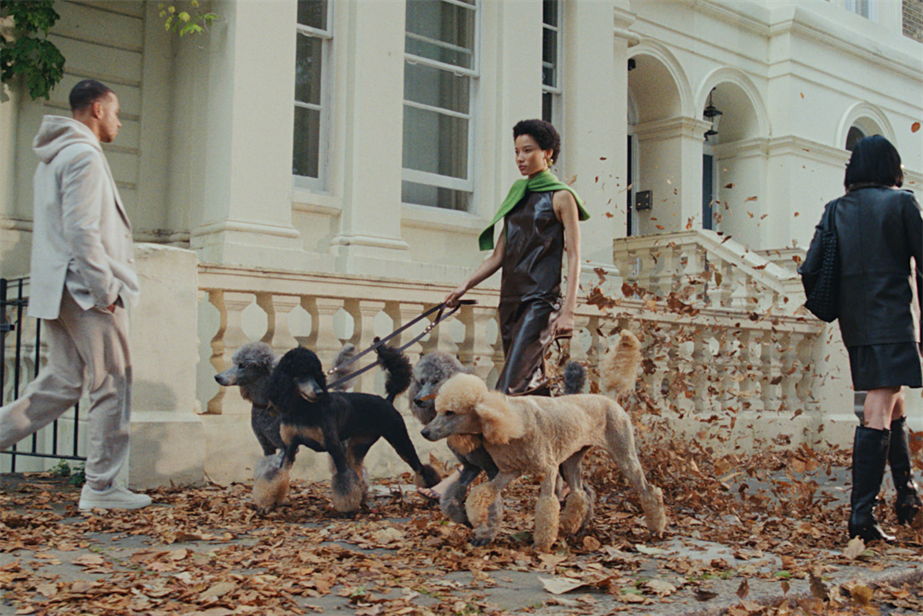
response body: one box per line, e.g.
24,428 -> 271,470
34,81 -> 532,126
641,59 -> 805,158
513,119 -> 561,163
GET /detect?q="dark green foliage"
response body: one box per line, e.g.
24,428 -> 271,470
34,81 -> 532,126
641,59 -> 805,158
0,0 -> 66,100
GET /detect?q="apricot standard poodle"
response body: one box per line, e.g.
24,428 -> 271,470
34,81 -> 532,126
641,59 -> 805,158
421,330 -> 667,552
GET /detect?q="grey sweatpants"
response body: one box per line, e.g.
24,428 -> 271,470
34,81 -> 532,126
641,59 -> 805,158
0,291 -> 132,490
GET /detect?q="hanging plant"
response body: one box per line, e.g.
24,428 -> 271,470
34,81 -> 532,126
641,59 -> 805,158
0,0 -> 66,101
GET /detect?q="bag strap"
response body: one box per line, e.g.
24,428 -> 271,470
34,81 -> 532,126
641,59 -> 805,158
825,198 -> 840,232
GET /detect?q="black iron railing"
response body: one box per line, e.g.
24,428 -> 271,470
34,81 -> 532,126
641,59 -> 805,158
1,277 -> 85,471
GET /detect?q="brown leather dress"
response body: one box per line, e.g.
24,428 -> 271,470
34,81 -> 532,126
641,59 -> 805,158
495,190 -> 565,396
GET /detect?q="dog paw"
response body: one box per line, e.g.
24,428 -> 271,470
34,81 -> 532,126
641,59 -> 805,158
470,536 -> 491,547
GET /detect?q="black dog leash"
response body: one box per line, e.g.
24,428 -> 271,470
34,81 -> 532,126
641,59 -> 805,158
325,299 -> 476,390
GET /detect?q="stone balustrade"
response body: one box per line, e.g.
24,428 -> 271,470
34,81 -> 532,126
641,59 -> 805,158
613,230 -> 806,315
198,252 -> 826,427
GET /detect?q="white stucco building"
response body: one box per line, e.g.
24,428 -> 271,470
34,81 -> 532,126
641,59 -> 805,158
1,0 -> 921,486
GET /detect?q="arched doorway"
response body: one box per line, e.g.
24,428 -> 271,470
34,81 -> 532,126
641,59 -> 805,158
627,44 -> 698,236
696,71 -> 769,247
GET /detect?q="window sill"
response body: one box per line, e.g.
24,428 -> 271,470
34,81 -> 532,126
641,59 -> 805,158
401,202 -> 486,234
292,187 -> 342,216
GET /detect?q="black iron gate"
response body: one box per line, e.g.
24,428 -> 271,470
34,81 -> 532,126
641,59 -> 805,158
1,277 -> 85,471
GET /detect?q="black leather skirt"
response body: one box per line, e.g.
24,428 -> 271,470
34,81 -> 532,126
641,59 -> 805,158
847,342 -> 923,390
495,296 -> 560,396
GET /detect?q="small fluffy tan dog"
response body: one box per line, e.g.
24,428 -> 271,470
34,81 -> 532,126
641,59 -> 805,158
422,330 -> 667,552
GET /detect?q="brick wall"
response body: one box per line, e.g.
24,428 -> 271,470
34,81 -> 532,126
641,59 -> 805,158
905,0 -> 923,43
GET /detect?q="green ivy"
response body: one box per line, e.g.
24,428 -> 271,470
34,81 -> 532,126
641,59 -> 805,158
159,1 -> 219,38
0,0 -> 65,100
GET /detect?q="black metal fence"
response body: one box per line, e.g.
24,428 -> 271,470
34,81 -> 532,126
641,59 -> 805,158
1,277 -> 85,471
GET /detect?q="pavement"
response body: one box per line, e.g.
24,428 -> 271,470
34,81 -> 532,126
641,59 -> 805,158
1,467 -> 922,616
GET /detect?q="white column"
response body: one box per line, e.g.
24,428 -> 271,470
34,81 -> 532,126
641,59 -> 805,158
189,0 -> 304,269
562,0 -> 624,271
633,117 -> 710,234
331,0 -> 410,276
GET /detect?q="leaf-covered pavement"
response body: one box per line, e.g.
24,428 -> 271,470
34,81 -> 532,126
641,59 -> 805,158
2,427 -> 923,616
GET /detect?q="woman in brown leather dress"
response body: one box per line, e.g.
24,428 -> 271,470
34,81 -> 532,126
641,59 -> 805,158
447,119 -> 587,395
419,120 -> 588,500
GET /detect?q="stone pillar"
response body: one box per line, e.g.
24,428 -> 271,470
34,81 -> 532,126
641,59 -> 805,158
562,0 -> 623,272
633,117 -> 711,234
331,0 -> 411,276
127,244 -> 205,488
188,0 -> 304,269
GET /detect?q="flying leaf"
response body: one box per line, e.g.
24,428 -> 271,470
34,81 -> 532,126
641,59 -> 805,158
809,570 -> 828,602
913,121 -> 921,133
843,536 -> 865,560
847,581 -> 874,607
736,578 -> 749,600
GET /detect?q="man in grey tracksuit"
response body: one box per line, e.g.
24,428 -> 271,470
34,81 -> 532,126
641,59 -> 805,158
0,79 -> 149,510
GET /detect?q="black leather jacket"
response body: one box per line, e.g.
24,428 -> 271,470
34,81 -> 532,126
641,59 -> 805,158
804,187 -> 922,347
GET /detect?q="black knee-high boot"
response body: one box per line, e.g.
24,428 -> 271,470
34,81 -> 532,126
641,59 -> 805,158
889,417 -> 922,525
849,426 -> 895,543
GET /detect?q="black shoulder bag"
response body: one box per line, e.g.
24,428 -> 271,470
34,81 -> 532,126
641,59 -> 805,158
798,200 -> 840,322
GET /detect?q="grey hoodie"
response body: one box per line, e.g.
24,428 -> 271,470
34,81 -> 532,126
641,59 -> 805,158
29,115 -> 139,320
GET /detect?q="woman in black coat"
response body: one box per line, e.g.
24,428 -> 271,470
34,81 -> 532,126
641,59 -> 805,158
804,135 -> 923,542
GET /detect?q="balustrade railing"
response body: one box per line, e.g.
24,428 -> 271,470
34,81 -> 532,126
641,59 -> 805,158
198,245 -> 825,421
613,230 -> 805,315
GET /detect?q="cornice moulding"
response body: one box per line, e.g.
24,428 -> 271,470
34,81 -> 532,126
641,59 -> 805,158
633,116 -> 712,141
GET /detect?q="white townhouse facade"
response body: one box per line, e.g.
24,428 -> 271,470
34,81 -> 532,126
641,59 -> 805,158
1,0 -> 921,486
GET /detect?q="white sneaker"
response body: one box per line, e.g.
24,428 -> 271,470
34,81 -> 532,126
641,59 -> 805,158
79,484 -> 152,510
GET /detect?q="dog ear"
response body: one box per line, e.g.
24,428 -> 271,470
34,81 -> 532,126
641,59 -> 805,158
475,392 -> 524,445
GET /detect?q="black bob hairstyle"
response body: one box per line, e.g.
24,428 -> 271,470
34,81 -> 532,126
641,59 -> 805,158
513,119 -> 561,164
844,134 -> 903,190
69,79 -> 114,112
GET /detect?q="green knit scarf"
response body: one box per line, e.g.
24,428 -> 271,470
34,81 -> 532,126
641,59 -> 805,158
478,169 -> 589,251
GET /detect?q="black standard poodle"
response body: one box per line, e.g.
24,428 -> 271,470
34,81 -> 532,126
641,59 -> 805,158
215,342 -> 357,456
254,343 -> 441,513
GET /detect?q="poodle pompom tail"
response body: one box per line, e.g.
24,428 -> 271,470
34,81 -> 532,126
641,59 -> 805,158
563,361 -> 586,395
600,330 -> 642,396
330,343 -> 357,392
374,338 -> 413,401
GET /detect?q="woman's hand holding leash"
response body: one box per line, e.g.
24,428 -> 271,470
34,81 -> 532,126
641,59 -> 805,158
553,311 -> 574,340
445,285 -> 468,308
